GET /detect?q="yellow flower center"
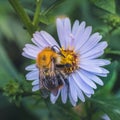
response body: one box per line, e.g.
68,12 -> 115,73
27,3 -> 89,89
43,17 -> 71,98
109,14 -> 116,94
59,48 -> 79,74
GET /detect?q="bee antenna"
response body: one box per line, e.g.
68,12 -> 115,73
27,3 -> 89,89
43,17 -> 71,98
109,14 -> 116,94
51,45 -> 65,58
51,45 -> 60,52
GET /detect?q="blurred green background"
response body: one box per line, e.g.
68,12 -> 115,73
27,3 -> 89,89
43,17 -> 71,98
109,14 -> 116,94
0,0 -> 120,120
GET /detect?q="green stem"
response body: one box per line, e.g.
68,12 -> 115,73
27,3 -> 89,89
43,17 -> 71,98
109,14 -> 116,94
33,0 -> 43,28
42,0 -> 65,15
8,0 -> 35,36
106,50 -> 120,55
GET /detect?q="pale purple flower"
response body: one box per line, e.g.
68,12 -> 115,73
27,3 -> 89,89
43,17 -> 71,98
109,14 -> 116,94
102,114 -> 111,120
22,17 -> 110,106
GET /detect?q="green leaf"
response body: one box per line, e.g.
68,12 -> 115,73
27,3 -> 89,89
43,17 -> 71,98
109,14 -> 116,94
98,61 -> 118,94
90,96 -> 120,120
0,44 -> 21,88
92,0 -> 116,14
39,14 -> 51,25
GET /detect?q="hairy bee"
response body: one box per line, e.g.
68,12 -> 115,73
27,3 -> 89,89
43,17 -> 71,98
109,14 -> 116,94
36,46 -> 70,97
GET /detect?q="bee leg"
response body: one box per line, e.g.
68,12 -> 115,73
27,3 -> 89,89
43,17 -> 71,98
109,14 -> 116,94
40,88 -> 49,98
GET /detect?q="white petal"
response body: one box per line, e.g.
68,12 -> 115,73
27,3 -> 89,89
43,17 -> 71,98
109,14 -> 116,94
82,51 -> 104,60
64,18 -> 71,34
74,21 -> 86,39
73,21 -> 86,47
80,59 -> 111,67
75,26 -> 92,51
56,18 -> 71,49
69,92 -> 76,106
50,90 -> 60,104
32,85 -> 40,91
56,18 -> 66,48
84,93 -> 91,98
32,32 -> 47,48
40,31 -> 59,47
77,70 -> 97,89
32,80 -> 39,85
79,33 -> 102,54
25,64 -> 37,71
75,85 -> 85,102
80,41 -> 107,59
25,44 -> 41,51
26,70 -> 39,80
72,20 -> 79,35
81,70 -> 104,86
23,48 -> 38,58
68,76 -> 78,102
79,64 -> 109,74
102,114 -> 111,120
22,52 -> 36,60
71,73 -> 94,94
64,18 -> 71,48
61,84 -> 68,104
33,31 -> 57,47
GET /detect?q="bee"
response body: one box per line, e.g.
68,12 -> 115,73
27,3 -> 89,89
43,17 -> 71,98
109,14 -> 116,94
36,46 -> 70,97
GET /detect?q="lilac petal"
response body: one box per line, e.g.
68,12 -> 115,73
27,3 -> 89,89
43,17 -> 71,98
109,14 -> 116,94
80,41 -> 107,59
32,85 -> 40,91
84,93 -> 91,98
32,80 -> 39,85
25,64 -> 38,71
50,90 -> 60,104
56,18 -> 71,49
23,48 -> 38,58
23,47 -> 39,56
26,70 -> 39,80
33,31 -> 58,48
72,20 -> 79,35
79,33 -> 102,54
25,44 -> 41,51
61,84 -> 68,104
74,21 -> 86,39
102,114 -> 111,120
40,31 -> 59,47
64,18 -> 71,48
77,70 -> 97,89
81,70 -> 104,86
71,73 -> 94,94
96,73 -> 107,77
68,76 -> 78,102
69,92 -> 76,106
79,64 -> 109,74
22,52 -> 36,60
80,59 -> 111,67
75,84 -> 85,102
75,26 -> 92,51
81,51 -> 104,60
32,32 -> 47,48
64,18 -> 71,34
73,22 -> 86,47
56,18 -> 66,48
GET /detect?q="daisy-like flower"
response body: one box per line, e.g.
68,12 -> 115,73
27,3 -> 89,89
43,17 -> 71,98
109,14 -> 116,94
102,114 -> 111,120
22,17 -> 110,106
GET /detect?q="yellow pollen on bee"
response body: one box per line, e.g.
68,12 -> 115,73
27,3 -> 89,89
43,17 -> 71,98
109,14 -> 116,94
36,47 -> 58,69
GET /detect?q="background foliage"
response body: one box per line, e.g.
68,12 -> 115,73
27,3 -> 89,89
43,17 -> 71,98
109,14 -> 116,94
0,0 -> 120,120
